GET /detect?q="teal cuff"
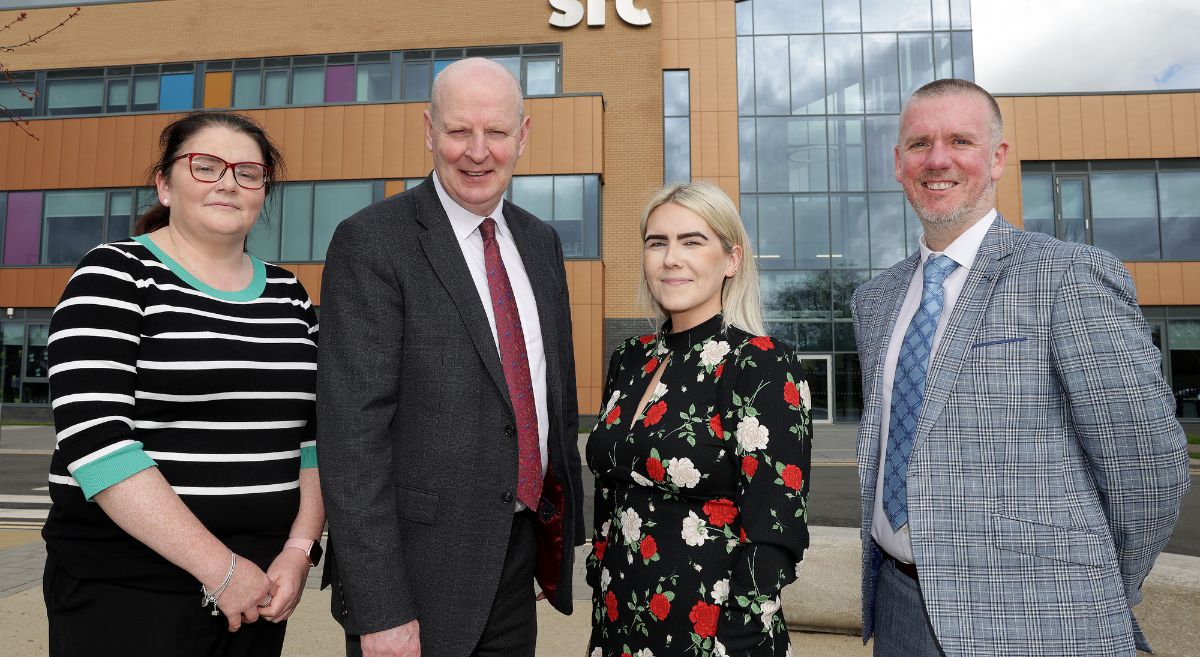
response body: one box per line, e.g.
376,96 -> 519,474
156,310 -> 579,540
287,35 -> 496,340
72,442 -> 157,500
300,444 -> 318,469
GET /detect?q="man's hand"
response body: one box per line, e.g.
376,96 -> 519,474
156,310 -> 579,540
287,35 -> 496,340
362,620 -> 421,657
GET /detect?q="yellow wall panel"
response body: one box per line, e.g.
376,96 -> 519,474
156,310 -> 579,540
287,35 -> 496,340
1013,97 -> 1040,160
58,120 -> 81,187
203,71 -> 232,108
677,3 -> 699,39
1079,96 -> 1107,159
341,105 -> 366,180
113,117 -> 136,187
699,110 -> 720,178
698,1 -> 716,39
716,0 -> 735,38
93,118 -> 117,188
1147,94 -> 1175,157
321,106 -> 345,180
21,122 -> 43,189
381,104 -> 406,179
1034,97 -> 1061,160
402,104 -> 427,177
573,96 -> 594,173
75,118 -> 100,189
0,270 -> 18,306
552,97 -> 575,172
1057,96 -> 1084,159
697,36 -> 719,112
997,98 -> 1018,161
527,98 -> 553,173
1182,263 -> 1200,304
661,3 -> 679,40
1101,96 -> 1130,158
1170,94 -> 1198,157
361,105 -> 387,178
300,107 -> 325,181
716,38 -> 737,113
1156,262 -> 1184,305
1124,95 -> 1152,158
717,110 -> 738,178
1132,262 -> 1161,305
662,39 -> 679,69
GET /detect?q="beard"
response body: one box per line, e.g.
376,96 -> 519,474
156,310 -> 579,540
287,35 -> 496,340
905,177 -> 994,231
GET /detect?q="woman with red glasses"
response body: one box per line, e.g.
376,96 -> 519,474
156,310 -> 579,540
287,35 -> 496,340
43,111 -> 324,656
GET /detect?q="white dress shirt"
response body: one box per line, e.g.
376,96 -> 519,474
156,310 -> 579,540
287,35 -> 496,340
432,173 -> 551,488
872,209 -> 997,563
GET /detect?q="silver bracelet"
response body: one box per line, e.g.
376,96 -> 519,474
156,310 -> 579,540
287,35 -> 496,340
200,551 -> 237,616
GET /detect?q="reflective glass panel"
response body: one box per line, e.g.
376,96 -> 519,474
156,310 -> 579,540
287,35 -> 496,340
933,0 -> 951,29
862,0 -> 932,31
491,57 -> 522,86
663,70 -> 690,117
280,184 -> 313,260
950,0 -> 972,28
553,176 -> 584,257
752,0 -> 821,35
512,176 -> 554,222
105,79 -> 129,113
264,70 -> 289,105
1091,173 -> 1160,260
865,115 -> 901,191
325,65 -> 356,103
794,195 -> 831,269
934,32 -> 953,80
0,323 -> 23,403
737,37 -> 755,115
833,353 -> 863,421
0,80 -> 34,115
824,0 -> 862,32
132,76 -> 158,111
232,70 -> 261,108
106,191 -> 133,242
756,117 -> 828,193
664,117 -> 691,184
757,195 -> 795,269
1020,174 -> 1054,236
763,271 -> 830,319
869,192 -> 907,267
158,73 -> 194,111
739,118 -> 757,192
1169,320 -> 1200,418
899,33 -> 934,99
312,182 -> 374,260
43,190 -> 105,265
735,0 -> 753,35
829,195 -> 869,269
291,68 -> 325,105
828,118 -> 866,192
790,35 -> 825,115
402,62 -> 432,100
4,192 -> 42,265
46,79 -> 104,115
356,63 -> 391,102
246,196 -> 282,261
863,34 -> 900,114
1159,171 -> 1200,260
952,31 -> 974,80
754,36 -> 790,115
824,34 -> 864,114
526,60 -> 557,96
26,324 -> 49,380
832,269 -> 870,317
1059,178 -> 1087,244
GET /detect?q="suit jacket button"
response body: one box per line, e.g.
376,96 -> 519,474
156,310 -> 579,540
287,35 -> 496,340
502,491 -> 514,503
505,425 -> 516,437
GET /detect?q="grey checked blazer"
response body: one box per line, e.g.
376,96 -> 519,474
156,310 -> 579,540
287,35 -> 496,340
317,176 -> 583,656
851,216 -> 1189,656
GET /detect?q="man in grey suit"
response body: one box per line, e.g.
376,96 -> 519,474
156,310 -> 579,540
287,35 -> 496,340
851,78 -> 1190,657
317,58 -> 583,657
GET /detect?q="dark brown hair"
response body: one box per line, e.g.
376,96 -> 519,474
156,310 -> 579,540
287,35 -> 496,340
133,111 -> 285,235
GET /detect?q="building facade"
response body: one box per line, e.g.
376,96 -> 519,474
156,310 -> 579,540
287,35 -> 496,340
0,0 -> 1197,423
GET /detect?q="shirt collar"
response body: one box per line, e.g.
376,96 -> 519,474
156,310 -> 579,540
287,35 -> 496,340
432,170 -> 508,243
918,208 -> 997,271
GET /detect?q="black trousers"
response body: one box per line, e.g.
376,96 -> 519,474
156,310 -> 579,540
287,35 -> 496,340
345,510 -> 538,657
44,559 -> 287,657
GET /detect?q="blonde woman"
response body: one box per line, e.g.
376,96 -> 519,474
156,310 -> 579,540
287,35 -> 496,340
585,182 -> 813,656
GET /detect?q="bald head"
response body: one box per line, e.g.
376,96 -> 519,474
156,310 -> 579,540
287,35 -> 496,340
429,57 -> 525,128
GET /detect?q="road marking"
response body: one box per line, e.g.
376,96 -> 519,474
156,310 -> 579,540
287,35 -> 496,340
0,521 -> 43,530
32,486 -> 48,491
0,509 -> 49,519
0,495 -> 51,504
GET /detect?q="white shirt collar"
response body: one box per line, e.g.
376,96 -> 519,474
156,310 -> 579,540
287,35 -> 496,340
918,208 -> 997,271
432,171 -> 508,243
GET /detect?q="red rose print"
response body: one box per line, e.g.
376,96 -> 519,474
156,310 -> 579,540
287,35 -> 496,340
605,405 -> 621,425
643,356 -> 659,374
594,538 -> 607,561
688,600 -> 720,638
703,498 -> 739,527
750,336 -> 774,350
714,362 -> 725,379
639,334 -> 655,344
649,593 -> 671,621
605,590 -> 618,621
782,464 -> 804,491
622,653 -> 632,657
709,414 -> 724,439
646,457 -> 666,482
742,455 -> 758,477
739,527 -> 748,543
643,400 -> 668,426
784,380 -> 800,407
639,535 -> 657,561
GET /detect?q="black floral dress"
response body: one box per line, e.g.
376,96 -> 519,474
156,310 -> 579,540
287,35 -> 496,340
586,313 -> 813,657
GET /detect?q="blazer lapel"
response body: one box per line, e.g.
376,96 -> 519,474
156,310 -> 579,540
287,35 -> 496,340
412,181 -> 512,410
911,217 -> 1016,456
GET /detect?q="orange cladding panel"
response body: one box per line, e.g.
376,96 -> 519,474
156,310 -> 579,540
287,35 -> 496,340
203,71 -> 233,108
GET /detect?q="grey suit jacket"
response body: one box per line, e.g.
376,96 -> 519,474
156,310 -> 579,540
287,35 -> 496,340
851,216 -> 1189,657
317,176 -> 583,656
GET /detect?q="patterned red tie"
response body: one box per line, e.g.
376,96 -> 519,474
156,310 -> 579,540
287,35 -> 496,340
479,218 -> 543,509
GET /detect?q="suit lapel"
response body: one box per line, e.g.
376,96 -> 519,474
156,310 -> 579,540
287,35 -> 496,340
506,202 -> 563,449
911,217 -> 1015,457
412,181 -> 512,410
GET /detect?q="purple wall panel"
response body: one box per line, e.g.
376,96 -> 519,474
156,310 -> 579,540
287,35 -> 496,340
4,192 -> 42,265
325,65 -> 355,103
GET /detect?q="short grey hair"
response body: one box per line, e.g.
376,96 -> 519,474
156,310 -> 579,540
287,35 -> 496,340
429,57 -> 525,127
901,78 -> 1004,147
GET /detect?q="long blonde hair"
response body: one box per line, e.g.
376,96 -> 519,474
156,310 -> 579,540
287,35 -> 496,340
637,181 -> 765,336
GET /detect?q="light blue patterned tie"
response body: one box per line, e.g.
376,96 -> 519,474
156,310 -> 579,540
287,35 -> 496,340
882,254 -> 959,531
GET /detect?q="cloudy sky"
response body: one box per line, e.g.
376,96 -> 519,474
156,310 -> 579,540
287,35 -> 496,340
972,0 -> 1200,94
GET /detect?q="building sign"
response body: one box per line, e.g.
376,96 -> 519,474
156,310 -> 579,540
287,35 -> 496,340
549,0 -> 651,27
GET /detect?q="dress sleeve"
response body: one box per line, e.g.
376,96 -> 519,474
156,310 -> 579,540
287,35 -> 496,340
49,245 -> 155,500
717,337 -> 812,656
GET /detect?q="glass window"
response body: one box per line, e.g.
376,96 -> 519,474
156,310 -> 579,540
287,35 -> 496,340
754,36 -> 790,115
758,195 -> 795,269
158,73 -> 194,111
828,118 -> 866,192
934,32 -> 953,80
951,31 -> 974,80
491,57 -> 522,86
739,118 -> 757,193
1159,172 -> 1200,260
263,70 -> 289,105
899,33 -> 935,99
832,269 -> 870,317
1,323 -> 24,404
0,78 -> 34,116
43,190 -> 105,265
869,192 -> 907,268
863,34 -> 900,114
525,59 -> 557,96
433,59 -> 455,82
794,195 -> 831,269
833,353 -> 863,422
132,76 -> 159,112
824,34 -> 864,114
280,184 -> 314,260
933,0 -> 952,29
107,191 -> 133,242
664,117 -> 691,185
1091,173 -> 1160,260
26,324 -> 50,379
1170,320 -> 1200,419
247,196 -> 282,261
311,182 -> 374,260
950,0 -> 972,28
830,195 -> 869,269
756,117 -> 828,193
824,0 -> 861,32
232,70 -> 261,108
356,63 -> 391,102
402,62 -> 432,100
4,192 -> 42,265
325,64 -> 356,103
752,0 -> 821,35
737,37 -> 755,115
862,0 -> 932,31
512,176 -> 554,221
581,175 -> 601,259
46,79 -> 104,115
291,67 -> 325,105
105,79 -> 130,113
1021,174 -> 1054,237
663,70 -> 690,117
552,176 -> 584,257
789,35 -> 825,115
763,271 -> 830,319
735,0 -> 753,35
866,115 -> 901,192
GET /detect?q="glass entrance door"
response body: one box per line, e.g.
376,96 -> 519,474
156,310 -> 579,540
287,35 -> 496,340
797,356 -> 832,424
